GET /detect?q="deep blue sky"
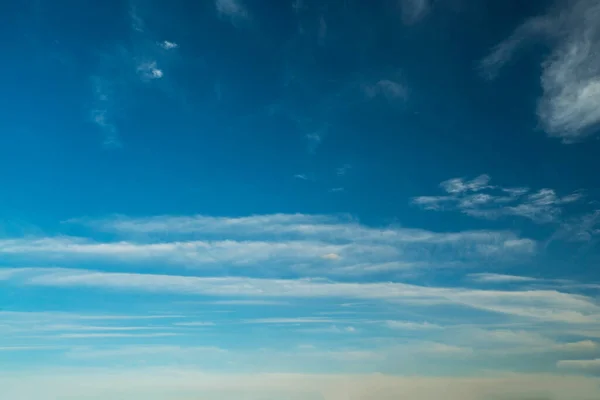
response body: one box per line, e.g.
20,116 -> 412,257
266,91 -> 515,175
1,1 -> 600,399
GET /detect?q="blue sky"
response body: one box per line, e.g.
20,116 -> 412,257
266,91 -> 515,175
2,0 -> 600,398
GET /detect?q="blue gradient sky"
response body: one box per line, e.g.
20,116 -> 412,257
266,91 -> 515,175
1,0 -> 600,399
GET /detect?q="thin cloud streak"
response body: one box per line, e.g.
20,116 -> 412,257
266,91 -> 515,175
4,267 -> 600,324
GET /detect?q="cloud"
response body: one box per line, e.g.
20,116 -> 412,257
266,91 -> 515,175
137,60 -> 164,80
172,322 -> 216,327
4,267 -> 600,324
479,17 -> 553,80
321,253 -> 341,260
294,174 -> 308,180
65,345 -> 225,360
90,76 -> 121,148
399,0 -> 431,25
441,174 -> 493,194
329,188 -> 344,193
68,213 -> 529,247
52,213 -> 539,274
557,358 -> 600,369
305,132 -> 322,154
363,79 -> 407,100
208,300 -> 289,306
216,0 -> 249,22
385,320 -> 441,330
468,273 -> 540,284
413,175 -> 582,223
86,3 -> 185,148
336,164 -> 352,176
554,210 -> 600,242
244,318 -> 336,324
159,40 -> 178,50
480,0 -> 600,142
52,332 -> 179,339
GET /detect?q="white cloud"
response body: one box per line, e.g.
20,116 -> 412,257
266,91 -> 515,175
65,345 -> 225,360
52,332 -> 179,339
441,174 -> 492,194
159,40 -> 178,50
293,174 -> 308,180
0,346 -> 60,352
209,300 -> 289,306
329,187 -> 344,193
385,320 -> 441,330
559,340 -> 598,352
216,0 -> 249,22
479,17 -> 553,80
480,0 -> 600,141
468,273 -> 539,284
173,322 -> 216,327
321,253 -> 341,260
245,318 -> 336,324
413,175 -> 582,223
49,213 -> 539,274
557,358 -> 600,369
4,267 -> 600,324
137,61 -> 164,80
554,210 -> 600,242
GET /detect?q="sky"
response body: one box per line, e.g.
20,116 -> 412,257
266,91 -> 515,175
1,0 -> 600,399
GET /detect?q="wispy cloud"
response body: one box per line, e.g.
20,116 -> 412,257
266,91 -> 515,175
363,79 -> 407,100
293,174 -> 308,180
399,0 -> 431,25
4,267 -> 600,324
244,318 -> 336,324
480,0 -> 600,142
554,210 -> 600,242
336,164 -> 352,176
557,358 -> 600,369
468,273 -> 540,284
216,0 -> 249,23
136,60 -> 164,80
385,320 -> 441,330
90,76 -> 121,148
413,174 -> 582,223
209,300 -> 289,306
86,3 -> 183,147
52,332 -> 179,339
305,132 -> 322,154
55,213 -> 538,274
